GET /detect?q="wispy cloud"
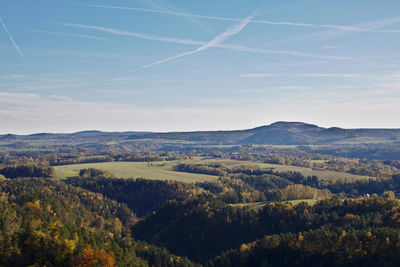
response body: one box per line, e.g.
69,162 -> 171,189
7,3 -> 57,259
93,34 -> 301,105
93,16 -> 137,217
309,16 -> 400,40
323,46 -> 341,49
138,0 -> 213,34
73,3 -> 400,33
361,71 -> 400,96
0,74 -> 28,79
2,91 -> 400,134
137,12 -> 256,70
0,16 -> 24,60
270,16 -> 400,46
240,73 -> 276,78
268,60 -> 328,66
61,23 -> 204,45
216,44 -> 349,60
30,29 -> 108,40
62,22 -> 349,65
0,92 -> 270,134
296,73 -> 359,78
240,73 -> 359,78
274,86 -> 313,90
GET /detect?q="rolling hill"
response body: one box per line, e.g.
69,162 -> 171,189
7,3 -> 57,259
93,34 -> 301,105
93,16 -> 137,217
2,122 -> 400,145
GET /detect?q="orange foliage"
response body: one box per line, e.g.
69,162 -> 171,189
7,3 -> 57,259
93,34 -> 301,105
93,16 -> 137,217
77,245 -> 116,267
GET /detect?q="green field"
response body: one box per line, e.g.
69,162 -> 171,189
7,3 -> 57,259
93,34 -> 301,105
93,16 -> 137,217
53,161 -> 218,183
230,199 -> 318,210
187,158 -> 372,181
53,157 -> 372,183
334,136 -> 395,145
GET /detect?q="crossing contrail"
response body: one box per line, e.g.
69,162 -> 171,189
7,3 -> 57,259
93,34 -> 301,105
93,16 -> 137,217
74,3 -> 400,33
137,12 -> 256,71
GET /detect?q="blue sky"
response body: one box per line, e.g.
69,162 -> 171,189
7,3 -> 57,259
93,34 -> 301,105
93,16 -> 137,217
1,0 -> 400,134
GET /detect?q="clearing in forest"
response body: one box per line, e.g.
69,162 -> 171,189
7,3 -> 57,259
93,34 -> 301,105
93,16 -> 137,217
52,161 -> 218,183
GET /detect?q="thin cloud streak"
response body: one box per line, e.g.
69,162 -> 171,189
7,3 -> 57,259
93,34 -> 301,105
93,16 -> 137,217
240,73 -> 276,78
138,50 -> 199,70
74,3 -> 400,33
240,73 -> 359,78
137,12 -> 256,70
62,22 -> 350,62
2,91 -> 400,134
271,16 -> 400,46
217,44 -> 349,60
61,23 -> 204,45
30,29 -> 108,40
140,0 -> 213,34
297,73 -> 359,78
0,16 -> 24,60
311,16 -> 400,40
0,74 -> 28,79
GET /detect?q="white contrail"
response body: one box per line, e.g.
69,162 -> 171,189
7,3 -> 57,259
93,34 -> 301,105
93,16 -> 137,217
137,13 -> 255,70
216,44 -> 349,60
61,23 -> 204,45
31,29 -> 108,40
308,16 -> 400,40
138,50 -> 199,70
0,16 -> 24,59
63,22 -> 349,60
73,3 -> 400,33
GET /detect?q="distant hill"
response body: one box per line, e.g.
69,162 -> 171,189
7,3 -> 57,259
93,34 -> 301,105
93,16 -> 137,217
127,121 -> 393,145
240,122 -> 365,145
0,134 -> 19,141
3,122 -> 400,145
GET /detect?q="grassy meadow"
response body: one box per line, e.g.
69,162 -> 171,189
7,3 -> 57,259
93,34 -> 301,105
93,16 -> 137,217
230,199 -> 318,210
53,157 -> 372,183
188,158 -> 373,181
53,161 -> 218,183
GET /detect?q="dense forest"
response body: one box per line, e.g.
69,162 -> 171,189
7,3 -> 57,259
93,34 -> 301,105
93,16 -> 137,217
1,122 -> 400,266
4,174 -> 400,266
0,178 -> 197,267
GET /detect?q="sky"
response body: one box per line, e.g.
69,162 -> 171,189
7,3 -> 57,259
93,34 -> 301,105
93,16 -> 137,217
1,0 -> 400,134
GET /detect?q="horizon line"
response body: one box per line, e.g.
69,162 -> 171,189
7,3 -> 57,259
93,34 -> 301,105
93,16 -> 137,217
2,121 -> 400,136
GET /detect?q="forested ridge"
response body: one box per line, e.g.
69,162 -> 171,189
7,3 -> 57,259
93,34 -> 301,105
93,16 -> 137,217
2,123 -> 400,266
210,228 -> 400,267
0,178 -> 198,267
1,169 -> 400,266
59,168 -> 400,265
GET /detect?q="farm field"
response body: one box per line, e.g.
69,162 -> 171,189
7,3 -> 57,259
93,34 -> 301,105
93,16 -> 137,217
230,199 -> 318,210
53,157 -> 372,183
52,161 -> 218,183
188,158 -> 373,181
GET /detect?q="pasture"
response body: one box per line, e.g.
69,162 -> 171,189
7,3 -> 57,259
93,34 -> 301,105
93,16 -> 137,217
53,161 -> 218,183
53,157 -> 372,183
230,199 -> 318,210
188,158 -> 373,181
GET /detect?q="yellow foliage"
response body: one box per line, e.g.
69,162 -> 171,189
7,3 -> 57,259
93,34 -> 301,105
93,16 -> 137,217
298,234 -> 304,241
240,243 -> 249,252
366,232 -> 372,239
77,245 -> 97,267
24,200 -> 41,213
111,218 -> 123,234
97,249 -> 116,267
63,239 -> 77,253
77,245 -> 116,267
